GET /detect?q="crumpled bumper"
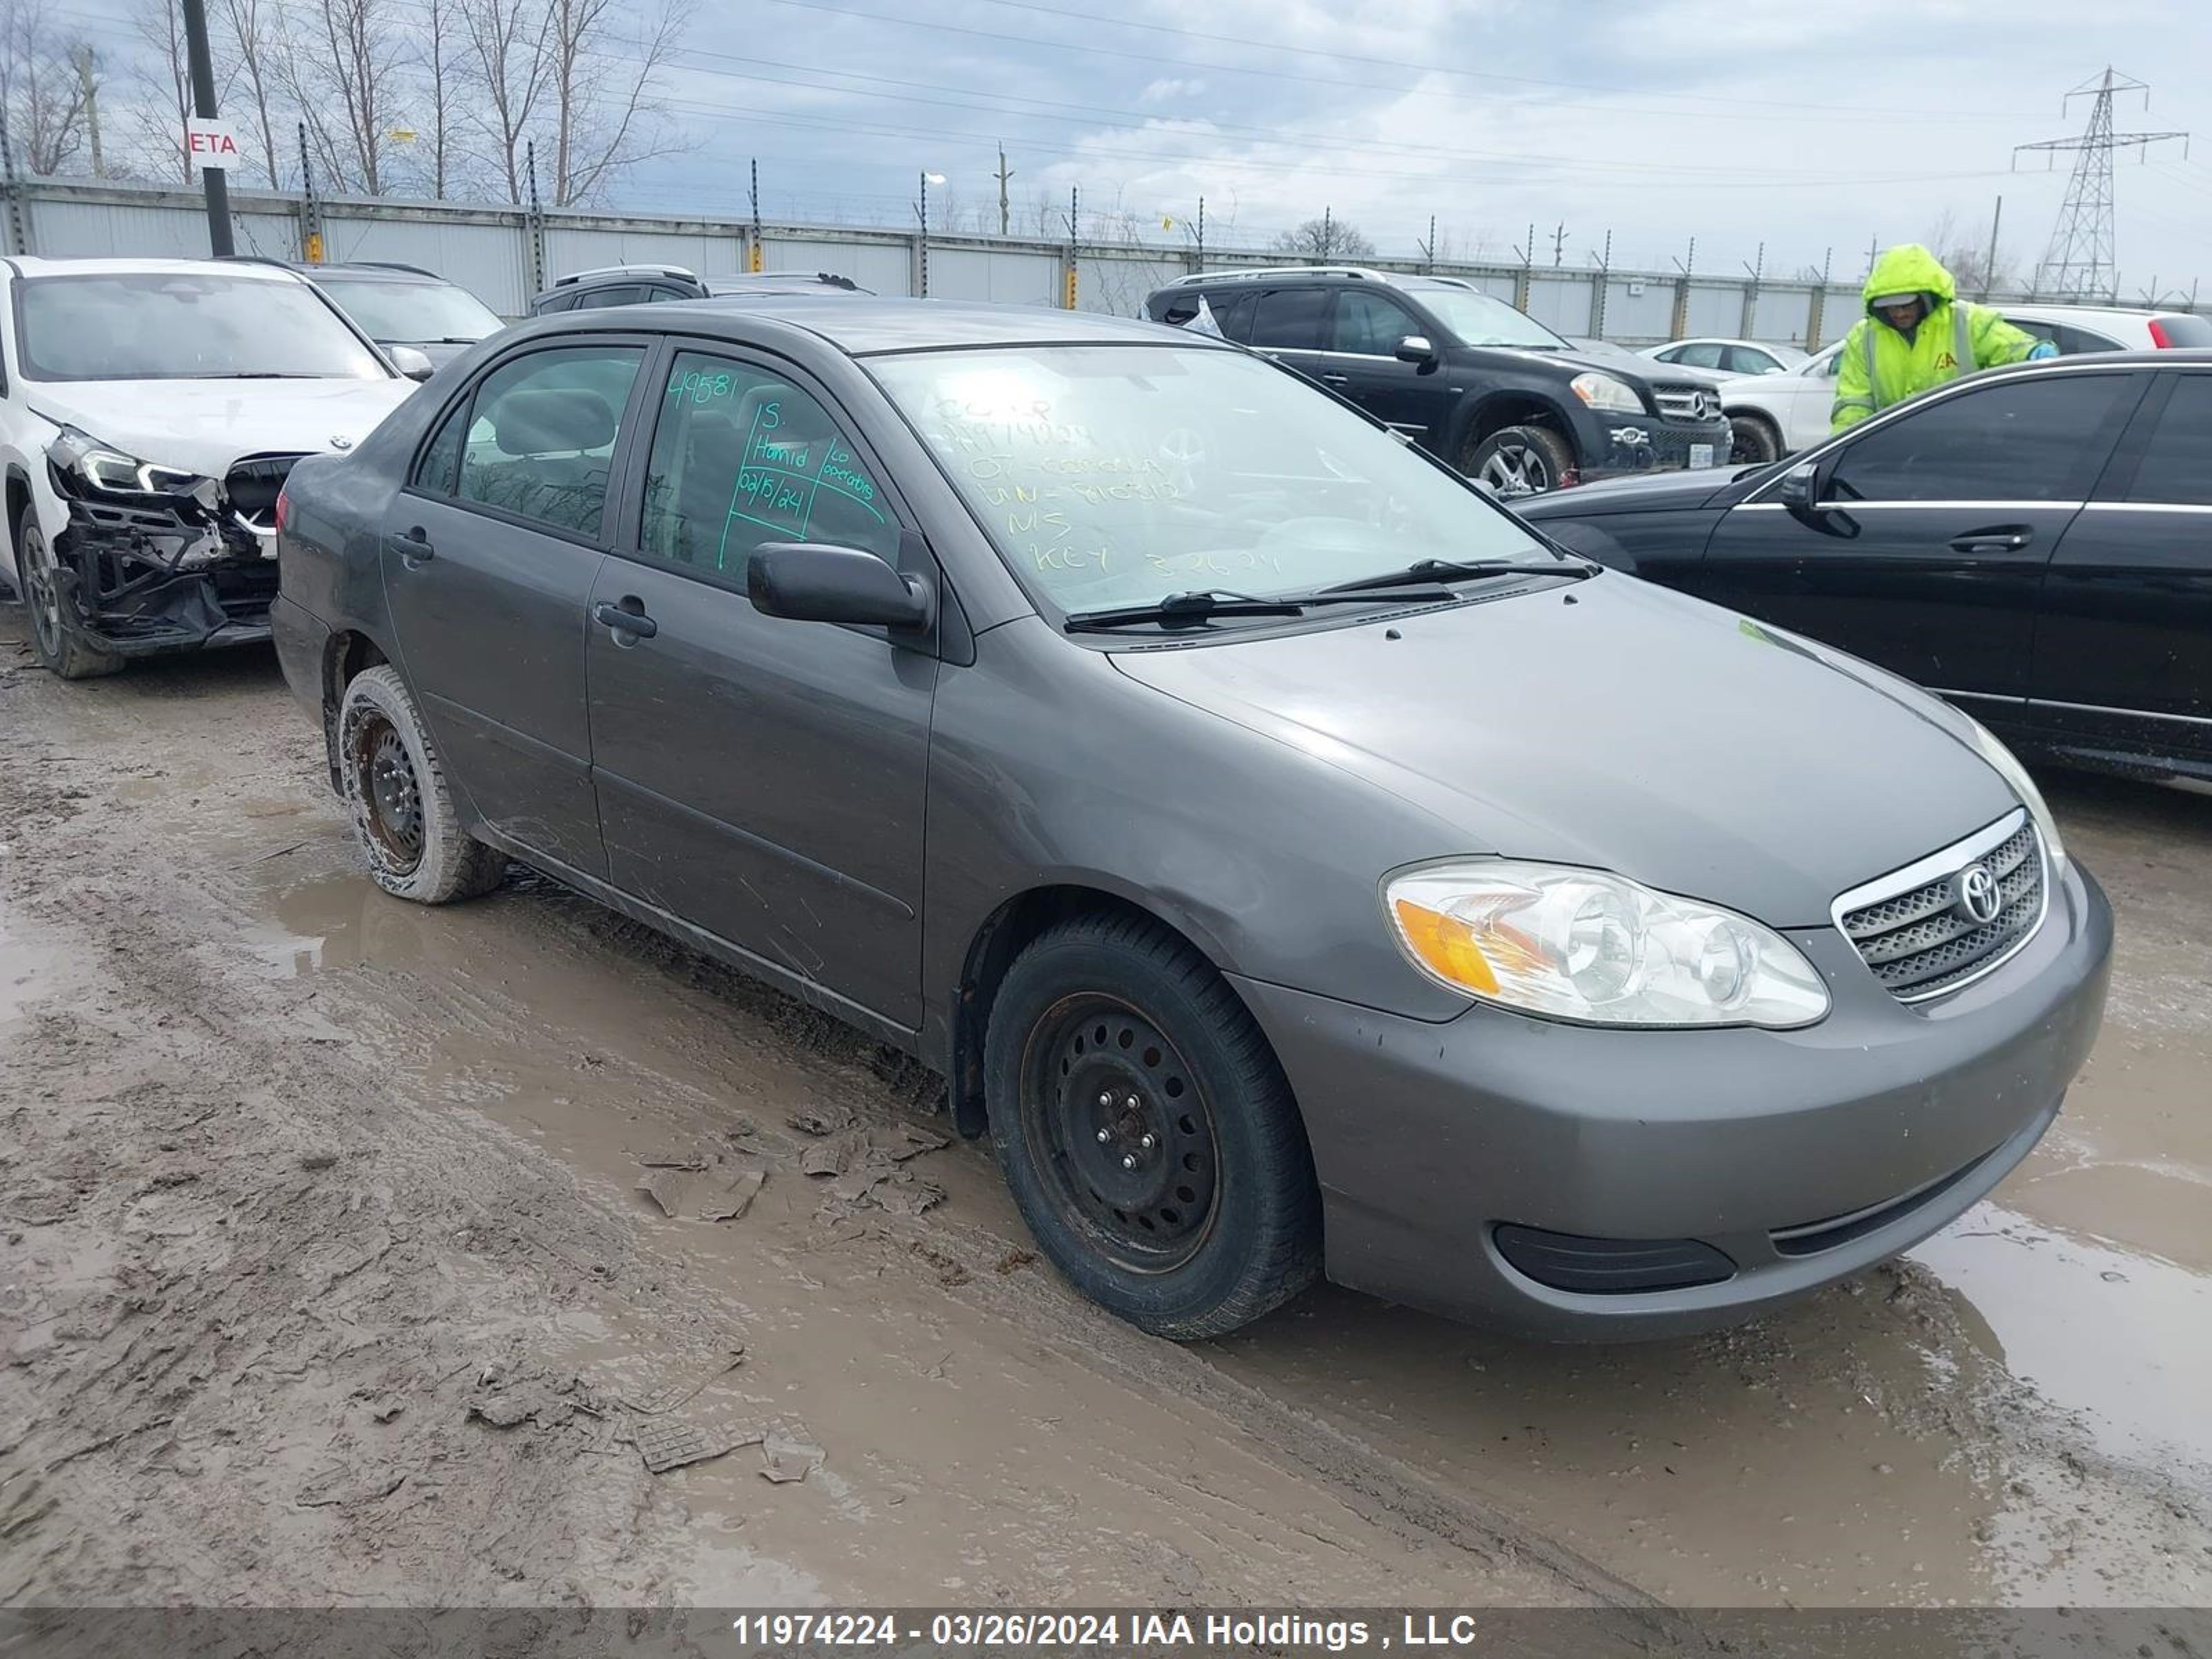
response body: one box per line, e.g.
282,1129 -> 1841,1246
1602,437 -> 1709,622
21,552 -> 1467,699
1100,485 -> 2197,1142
53,498 -> 278,657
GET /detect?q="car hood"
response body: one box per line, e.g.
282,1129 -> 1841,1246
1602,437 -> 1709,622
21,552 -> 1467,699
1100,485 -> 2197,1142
26,376 -> 418,476
1107,574 -> 2016,928
1517,465 -> 1758,517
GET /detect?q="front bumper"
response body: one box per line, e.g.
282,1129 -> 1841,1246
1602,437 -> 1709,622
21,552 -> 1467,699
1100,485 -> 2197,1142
1232,858 -> 2112,1340
52,497 -> 278,657
1582,413 -> 1734,483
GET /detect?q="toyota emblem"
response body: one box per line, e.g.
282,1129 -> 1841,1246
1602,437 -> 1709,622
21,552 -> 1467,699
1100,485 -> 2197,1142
1957,864 -> 2000,925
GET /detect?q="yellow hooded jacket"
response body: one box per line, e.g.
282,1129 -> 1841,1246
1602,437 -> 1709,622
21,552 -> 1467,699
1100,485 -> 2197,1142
1830,245 -> 2041,432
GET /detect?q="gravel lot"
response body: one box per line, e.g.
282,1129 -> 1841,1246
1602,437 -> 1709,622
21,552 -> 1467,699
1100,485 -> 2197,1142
3,616 -> 2207,1610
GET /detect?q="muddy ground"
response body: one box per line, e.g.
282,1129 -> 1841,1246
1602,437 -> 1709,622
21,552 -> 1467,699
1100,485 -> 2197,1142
1,613 -> 2207,1612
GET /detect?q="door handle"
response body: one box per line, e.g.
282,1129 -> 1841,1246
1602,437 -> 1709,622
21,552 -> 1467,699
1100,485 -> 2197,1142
1948,527 -> 2032,554
388,527 -> 435,565
592,599 -> 658,639
1320,373 -> 1351,385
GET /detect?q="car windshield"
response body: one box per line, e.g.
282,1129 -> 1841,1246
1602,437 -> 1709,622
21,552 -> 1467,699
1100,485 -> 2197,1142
15,272 -> 390,382
316,276 -> 503,344
872,344 -> 1566,616
1413,288 -> 1568,349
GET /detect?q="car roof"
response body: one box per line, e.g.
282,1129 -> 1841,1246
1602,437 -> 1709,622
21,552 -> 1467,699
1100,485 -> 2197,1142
292,262 -> 447,282
580,296 -> 1211,356
3,254 -> 308,283
1998,301 -> 2174,323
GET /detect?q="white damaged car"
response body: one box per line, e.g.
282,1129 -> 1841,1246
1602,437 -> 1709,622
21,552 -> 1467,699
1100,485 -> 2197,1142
2,257 -> 423,679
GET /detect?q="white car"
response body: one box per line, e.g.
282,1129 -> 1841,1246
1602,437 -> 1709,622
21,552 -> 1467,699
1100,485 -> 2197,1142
1719,301 -> 2212,460
1,256 -> 420,679
1642,337 -> 1809,377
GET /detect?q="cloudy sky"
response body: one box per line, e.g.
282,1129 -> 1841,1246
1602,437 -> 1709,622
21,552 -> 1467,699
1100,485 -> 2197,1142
50,0 -> 2212,297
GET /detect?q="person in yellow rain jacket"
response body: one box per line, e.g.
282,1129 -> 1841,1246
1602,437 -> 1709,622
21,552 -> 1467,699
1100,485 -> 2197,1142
1830,244 -> 2054,432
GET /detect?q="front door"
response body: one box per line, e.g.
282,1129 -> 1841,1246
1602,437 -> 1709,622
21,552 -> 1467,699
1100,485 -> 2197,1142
1245,286 -> 1333,395
2031,370 -> 2212,765
1324,288 -> 1447,443
585,347 -> 937,1031
382,338 -> 650,877
1697,370 -> 2141,702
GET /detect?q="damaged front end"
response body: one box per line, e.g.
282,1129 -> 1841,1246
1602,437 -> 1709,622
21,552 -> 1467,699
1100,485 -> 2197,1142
43,427 -> 301,657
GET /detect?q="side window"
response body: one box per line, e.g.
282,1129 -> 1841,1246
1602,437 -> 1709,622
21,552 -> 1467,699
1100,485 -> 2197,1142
1653,345 -> 1685,363
1331,292 -> 1415,355
2125,376 -> 2212,506
1675,341 -> 1726,369
2054,323 -> 2122,356
1830,374 -> 2130,504
638,352 -> 897,575
574,285 -> 646,310
532,290 -> 577,315
1207,290 -> 1257,342
1723,345 -> 1775,375
1812,348 -> 1842,380
1248,288 -> 1329,350
412,397 -> 468,494
455,345 -> 644,536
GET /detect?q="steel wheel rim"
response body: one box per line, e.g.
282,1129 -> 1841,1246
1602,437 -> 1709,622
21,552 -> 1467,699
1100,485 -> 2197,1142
348,711 -> 426,873
1479,442 -> 1550,496
1019,993 -> 1221,1274
20,525 -> 64,659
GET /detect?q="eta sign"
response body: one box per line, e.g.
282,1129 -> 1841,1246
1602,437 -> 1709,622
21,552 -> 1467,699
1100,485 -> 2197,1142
183,118 -> 243,171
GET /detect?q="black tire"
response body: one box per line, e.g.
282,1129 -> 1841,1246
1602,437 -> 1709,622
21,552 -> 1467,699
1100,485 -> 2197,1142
983,912 -> 1321,1340
1462,424 -> 1576,498
1727,413 -> 1781,466
13,505 -> 124,681
336,664 -> 506,904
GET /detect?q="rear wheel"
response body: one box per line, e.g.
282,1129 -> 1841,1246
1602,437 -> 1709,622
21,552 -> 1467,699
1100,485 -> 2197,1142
1463,424 -> 1575,498
984,912 -> 1322,1340
1727,413 -> 1782,466
337,665 -> 506,904
14,507 -> 124,681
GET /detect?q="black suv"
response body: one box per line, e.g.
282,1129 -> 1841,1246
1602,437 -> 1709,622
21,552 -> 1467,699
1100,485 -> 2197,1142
527,265 -> 868,316
1145,267 -> 1732,496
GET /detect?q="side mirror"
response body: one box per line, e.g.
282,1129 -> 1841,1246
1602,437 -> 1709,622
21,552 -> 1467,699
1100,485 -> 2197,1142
1778,460 -> 1821,513
1394,334 -> 1439,366
748,542 -> 934,631
388,345 -> 435,382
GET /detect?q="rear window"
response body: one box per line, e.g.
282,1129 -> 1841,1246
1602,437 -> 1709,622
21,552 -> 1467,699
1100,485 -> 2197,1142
2152,314 -> 2212,348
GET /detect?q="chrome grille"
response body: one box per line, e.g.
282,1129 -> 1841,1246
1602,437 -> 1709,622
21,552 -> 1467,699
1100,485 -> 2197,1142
225,453 -> 308,534
1835,812 -> 2046,1003
1651,383 -> 1720,422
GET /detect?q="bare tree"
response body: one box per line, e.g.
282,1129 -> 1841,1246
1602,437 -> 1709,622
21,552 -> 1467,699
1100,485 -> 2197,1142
1924,206 -> 2014,298
419,0 -> 462,197
1,0 -> 95,176
216,0 -> 286,187
456,0 -> 550,201
539,0 -> 687,205
119,0 -> 196,181
283,0 -> 409,194
1268,214 -> 1376,261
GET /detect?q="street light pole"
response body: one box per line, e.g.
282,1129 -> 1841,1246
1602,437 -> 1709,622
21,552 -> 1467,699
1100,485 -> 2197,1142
180,0 -> 232,255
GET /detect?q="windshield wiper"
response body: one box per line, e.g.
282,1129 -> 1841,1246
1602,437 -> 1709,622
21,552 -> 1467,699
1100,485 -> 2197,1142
1063,585 -> 1457,632
1317,557 -> 1594,596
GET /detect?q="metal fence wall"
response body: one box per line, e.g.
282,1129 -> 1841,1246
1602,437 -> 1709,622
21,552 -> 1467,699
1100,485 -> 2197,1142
7,176 -> 2197,349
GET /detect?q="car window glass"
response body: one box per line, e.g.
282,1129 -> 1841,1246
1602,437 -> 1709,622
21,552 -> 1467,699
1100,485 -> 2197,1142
1248,288 -> 1329,350
1811,348 -> 1841,379
1206,290 -> 1257,343
2126,375 -> 2212,506
1830,374 -> 2128,504
1653,345 -> 1684,363
532,291 -> 576,315
455,345 -> 644,535
639,352 -> 897,574
413,397 -> 468,494
1331,292 -> 1413,355
574,285 -> 645,310
1723,345 -> 1775,374
1677,342 -> 1725,369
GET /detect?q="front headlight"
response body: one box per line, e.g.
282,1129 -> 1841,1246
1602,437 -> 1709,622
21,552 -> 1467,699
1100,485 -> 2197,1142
1959,716 -> 2067,873
48,426 -> 210,500
1568,371 -> 1644,413
1385,861 -> 1830,1029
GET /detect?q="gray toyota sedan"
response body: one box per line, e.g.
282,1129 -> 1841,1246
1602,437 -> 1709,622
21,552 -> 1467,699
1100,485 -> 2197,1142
272,299 -> 2111,1342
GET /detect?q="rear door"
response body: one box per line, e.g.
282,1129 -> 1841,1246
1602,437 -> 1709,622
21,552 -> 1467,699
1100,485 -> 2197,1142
584,344 -> 937,1030
1699,369 -> 2142,703
2028,368 -> 2212,766
1323,288 -> 1447,440
1245,287 -> 1332,388
383,337 -> 650,875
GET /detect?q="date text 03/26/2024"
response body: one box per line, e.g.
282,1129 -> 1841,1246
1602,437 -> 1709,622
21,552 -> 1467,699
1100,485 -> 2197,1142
725,1613 -> 1484,1649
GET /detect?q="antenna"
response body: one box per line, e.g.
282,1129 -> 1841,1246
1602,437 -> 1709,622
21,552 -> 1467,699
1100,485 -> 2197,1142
2014,67 -> 2187,302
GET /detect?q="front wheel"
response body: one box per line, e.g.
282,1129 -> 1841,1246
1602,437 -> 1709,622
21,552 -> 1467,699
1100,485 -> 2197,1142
13,507 -> 124,681
984,913 -> 1322,1340
1463,424 -> 1576,498
1727,413 -> 1781,466
337,665 -> 507,903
